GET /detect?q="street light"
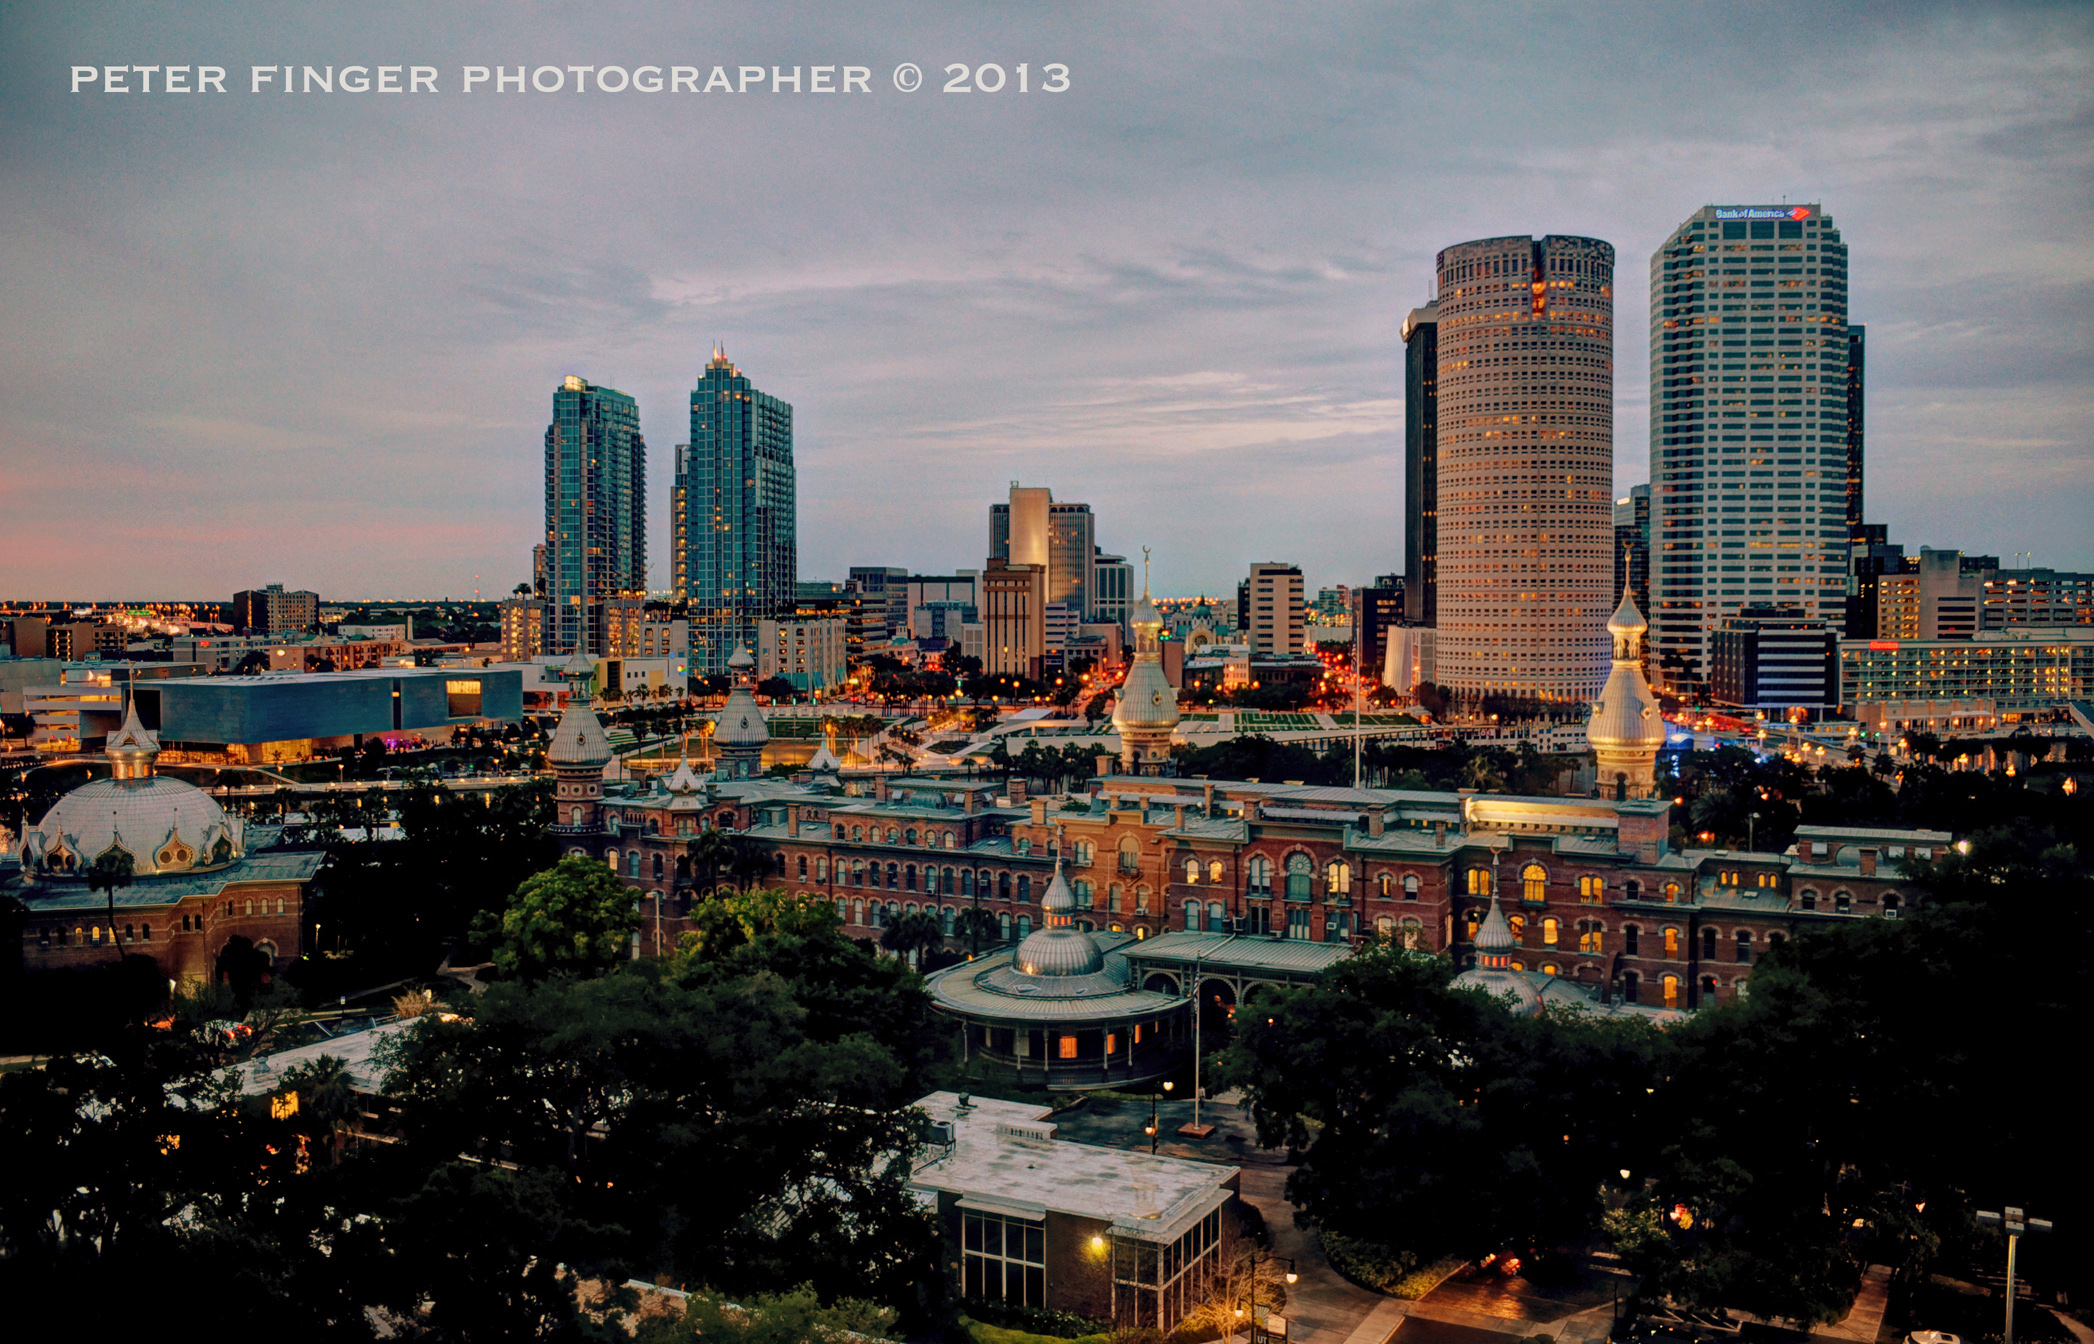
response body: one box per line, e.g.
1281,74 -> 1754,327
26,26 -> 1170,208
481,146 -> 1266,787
1975,1206 -> 2052,1344
1240,1253 -> 1297,1344
1148,1080 -> 1173,1153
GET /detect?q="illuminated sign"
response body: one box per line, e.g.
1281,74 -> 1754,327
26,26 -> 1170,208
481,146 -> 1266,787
1713,206 -> 1813,222
1868,640 -> 1900,651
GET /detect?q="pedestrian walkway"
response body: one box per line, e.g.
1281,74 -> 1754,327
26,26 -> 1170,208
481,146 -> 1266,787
1814,1265 -> 1891,1344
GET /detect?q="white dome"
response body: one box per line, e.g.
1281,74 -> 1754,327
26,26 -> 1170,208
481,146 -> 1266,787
25,775 -> 243,878
1112,660 -> 1180,732
547,702 -> 612,767
712,687 -> 770,746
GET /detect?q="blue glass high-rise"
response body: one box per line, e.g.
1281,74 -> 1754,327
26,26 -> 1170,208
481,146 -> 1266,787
676,347 -> 796,675
543,375 -> 645,656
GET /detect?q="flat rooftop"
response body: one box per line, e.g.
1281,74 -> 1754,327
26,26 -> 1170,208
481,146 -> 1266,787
910,1091 -> 1237,1242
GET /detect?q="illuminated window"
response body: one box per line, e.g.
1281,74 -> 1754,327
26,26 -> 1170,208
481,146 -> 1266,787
1327,861 -> 1352,895
1521,864 -> 1547,902
1542,917 -> 1560,945
1058,1034 -> 1079,1060
1467,868 -> 1493,896
1663,882 -> 1680,903
1662,974 -> 1680,1009
1664,926 -> 1681,958
1185,858 -> 1200,884
1579,876 -> 1604,903
1509,914 -> 1525,939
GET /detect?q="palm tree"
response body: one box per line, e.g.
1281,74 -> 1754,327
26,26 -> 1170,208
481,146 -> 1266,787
881,909 -> 944,968
278,1054 -> 358,1164
686,827 -> 736,900
88,848 -> 135,961
953,906 -> 1000,954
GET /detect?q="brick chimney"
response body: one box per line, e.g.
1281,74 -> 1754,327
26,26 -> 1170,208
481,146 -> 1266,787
1797,838 -> 1815,862
1009,779 -> 1028,806
963,789 -> 981,815
1432,819 -> 1447,847
1173,803 -> 1186,830
1202,782 -> 1215,815
875,776 -> 890,803
1367,810 -> 1385,838
1858,847 -> 1878,877
1030,798 -> 1047,826
1096,754 -> 1113,778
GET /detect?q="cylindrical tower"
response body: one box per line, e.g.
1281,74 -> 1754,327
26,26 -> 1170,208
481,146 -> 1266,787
1432,234 -> 1615,702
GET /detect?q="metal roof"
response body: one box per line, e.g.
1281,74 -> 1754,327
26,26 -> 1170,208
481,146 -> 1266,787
12,849 -> 326,910
1128,931 -> 1353,976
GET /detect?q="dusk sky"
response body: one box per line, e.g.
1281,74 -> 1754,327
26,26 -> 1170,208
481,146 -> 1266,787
3,2 -> 2088,601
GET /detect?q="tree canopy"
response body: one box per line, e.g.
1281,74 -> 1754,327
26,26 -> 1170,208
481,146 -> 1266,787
472,855 -> 641,982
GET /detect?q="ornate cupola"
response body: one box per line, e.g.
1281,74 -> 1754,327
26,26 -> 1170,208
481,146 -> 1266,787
1586,588 -> 1667,800
547,632 -> 610,843
711,647 -> 770,780
1112,548 -> 1180,776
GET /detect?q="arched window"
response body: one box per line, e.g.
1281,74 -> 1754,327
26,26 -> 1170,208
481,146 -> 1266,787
998,912 -> 1012,940
796,855 -> 807,879
815,856 -> 829,881
1285,853 -> 1313,900
1663,882 -> 1680,903
1541,963 -> 1558,976
1834,891 -> 1852,914
1327,861 -> 1352,895
244,899 -> 254,916
1075,840 -> 1095,867
276,897 -> 285,915
1756,872 -> 1779,889
905,864 -> 918,891
1208,900 -> 1225,928
998,872 -> 1012,900
1624,879 -> 1641,900
1623,924 -> 1640,956
1578,920 -> 1602,954
1883,894 -> 1901,919
925,867 -> 941,895
1701,927 -> 1717,959
882,862 -> 896,888
1209,860 -> 1224,883
1376,914 -> 1395,938
1377,872 -> 1392,898
1622,971 -> 1640,1004
142,923 -> 153,941
851,825 -> 864,842
1401,917 -> 1423,950
1509,914 -> 1525,939
1700,974 -> 1717,1001
1117,836 -> 1141,874
1465,908 -> 1483,940
1185,858 -> 1201,884
1073,879 -> 1094,909
851,899 -> 864,924
1521,864 -> 1546,902
1735,930 -> 1753,963
1467,867 -> 1492,896
1720,870 -> 1739,887
1404,874 -> 1420,900
851,860 -> 865,886
1579,876 -> 1603,903
942,906 -> 956,936
945,831 -> 957,849
1768,931 -> 1786,950
1542,917 -> 1560,946
835,824 -> 847,840
1801,890 -> 1818,910
1184,900 -> 1202,931
1017,875 -> 1032,903
886,827 -> 899,844
905,828 -> 917,846
1248,856 -> 1272,895
571,807 -> 584,825
631,853 -> 644,878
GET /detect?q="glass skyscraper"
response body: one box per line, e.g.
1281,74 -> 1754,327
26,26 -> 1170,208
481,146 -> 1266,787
676,347 -> 796,675
1647,204 -> 1853,692
543,375 -> 645,656
1401,301 -> 1439,628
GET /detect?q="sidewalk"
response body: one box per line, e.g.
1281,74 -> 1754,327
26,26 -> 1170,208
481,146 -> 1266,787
1813,1265 -> 1890,1344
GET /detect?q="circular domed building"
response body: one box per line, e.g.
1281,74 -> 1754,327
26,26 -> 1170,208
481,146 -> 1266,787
1450,891 -> 1544,1017
929,860 -> 1190,1087
6,702 -> 322,981
1586,589 -> 1667,800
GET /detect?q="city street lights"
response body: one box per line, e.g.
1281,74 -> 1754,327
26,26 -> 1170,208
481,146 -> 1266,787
1147,1080 -> 1173,1153
1238,1253 -> 1297,1344
1975,1206 -> 2052,1344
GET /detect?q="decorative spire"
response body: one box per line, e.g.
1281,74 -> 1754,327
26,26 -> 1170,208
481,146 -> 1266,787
105,699 -> 160,782
1473,890 -> 1516,969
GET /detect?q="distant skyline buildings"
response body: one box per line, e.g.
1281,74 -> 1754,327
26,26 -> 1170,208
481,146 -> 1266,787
1401,301 -> 1439,630
1647,204 -> 1854,691
1431,233 -> 1616,702
675,346 -> 796,675
543,375 -> 645,656
990,486 -> 1097,619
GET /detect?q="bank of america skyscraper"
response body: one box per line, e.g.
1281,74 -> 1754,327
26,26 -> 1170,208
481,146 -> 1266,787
543,375 -> 645,656
675,346 -> 796,675
1648,204 -> 1857,691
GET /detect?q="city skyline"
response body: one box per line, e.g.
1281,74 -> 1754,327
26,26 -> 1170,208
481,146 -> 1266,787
3,4 -> 2089,601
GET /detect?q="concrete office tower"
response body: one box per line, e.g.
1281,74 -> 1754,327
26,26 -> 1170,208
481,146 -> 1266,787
1402,302 -> 1439,627
1433,234 -> 1615,700
990,485 -> 1097,618
1243,563 -> 1306,656
1648,205 -> 1853,692
545,375 -> 645,657
678,346 -> 795,675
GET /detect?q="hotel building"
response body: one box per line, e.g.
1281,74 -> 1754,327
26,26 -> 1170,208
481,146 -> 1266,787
543,376 -> 647,657
1432,234 -> 1615,700
677,346 -> 796,675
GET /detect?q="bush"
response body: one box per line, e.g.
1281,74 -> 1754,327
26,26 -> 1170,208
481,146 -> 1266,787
1320,1232 -> 1464,1299
964,1298 -> 1111,1338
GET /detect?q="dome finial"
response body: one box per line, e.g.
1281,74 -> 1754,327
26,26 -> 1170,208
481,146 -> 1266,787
105,698 -> 160,782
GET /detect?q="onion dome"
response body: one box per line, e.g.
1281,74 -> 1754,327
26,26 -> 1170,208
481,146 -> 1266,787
22,702 -> 243,879
547,701 -> 612,768
1112,659 -> 1180,732
1011,860 -> 1107,977
1452,891 -> 1543,1017
1587,591 -> 1666,755
713,689 -> 769,747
